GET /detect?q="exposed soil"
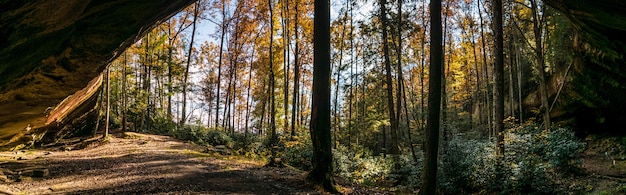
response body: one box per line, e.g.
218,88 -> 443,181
0,132 -> 386,195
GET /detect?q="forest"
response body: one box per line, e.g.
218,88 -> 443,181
5,0 -> 623,194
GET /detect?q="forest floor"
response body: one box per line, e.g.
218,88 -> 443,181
577,135 -> 626,194
0,131 -> 386,195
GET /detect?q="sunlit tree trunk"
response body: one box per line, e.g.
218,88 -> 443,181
282,0 -> 290,136
348,0 -> 355,147
215,0 -> 227,129
122,53 -> 128,132
291,0 -> 300,138
268,0 -> 279,166
105,66 -> 111,138
478,0 -> 492,136
181,1 -> 198,125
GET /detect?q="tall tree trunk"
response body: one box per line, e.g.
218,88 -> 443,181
394,0 -> 403,146
478,0 -> 492,136
493,0 -> 505,157
419,0 -> 427,135
422,0 -> 442,193
268,0 -> 279,165
282,0 -> 290,136
291,0 -> 300,138
333,11 -> 347,149
245,36 -> 259,138
308,0 -> 337,191
182,2 -> 199,125
531,0 -> 550,130
105,67 -> 111,138
215,0 -> 227,129
469,18 -> 483,131
348,0 -> 354,147
509,37 -> 516,119
259,80 -> 267,135
379,0 -> 398,156
516,41 -> 523,124
122,53 -> 127,132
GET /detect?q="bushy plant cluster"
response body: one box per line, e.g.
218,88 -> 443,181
333,145 -> 394,186
440,124 -> 585,194
440,138 -> 497,194
283,136 -> 314,170
167,124 -> 262,154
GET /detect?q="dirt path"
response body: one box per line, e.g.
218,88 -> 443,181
0,132 -> 340,194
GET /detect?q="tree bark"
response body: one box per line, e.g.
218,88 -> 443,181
291,0 -> 300,138
493,0 -> 505,157
122,53 -> 127,132
308,0 -> 337,192
478,0 -> 492,136
421,0 -> 442,193
105,66 -> 111,138
379,0 -> 398,156
215,0 -> 227,129
182,2 -> 199,125
268,0 -> 279,166
531,0 -> 550,131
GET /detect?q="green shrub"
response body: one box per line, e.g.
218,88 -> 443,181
333,145 -> 393,186
440,138 -> 497,194
440,124 -> 585,194
284,136 -> 313,170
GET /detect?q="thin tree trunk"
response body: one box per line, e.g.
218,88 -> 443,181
509,37 -> 516,119
419,0 -> 427,135
282,0 -> 290,136
215,0 -> 227,129
348,0 -> 354,147
380,0 -> 398,156
259,80 -> 267,135
105,66 -> 111,138
333,11 -> 347,149
531,0 -> 550,130
268,0 -> 279,165
122,53 -> 127,132
182,2 -> 199,125
245,36 -> 259,138
469,18 -> 483,131
291,0 -> 300,138
517,42 -> 523,124
394,0 -> 403,146
478,0 -> 492,136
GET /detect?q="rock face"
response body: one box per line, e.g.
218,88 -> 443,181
543,0 -> 626,134
0,0 -> 194,148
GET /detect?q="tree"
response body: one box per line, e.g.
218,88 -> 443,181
105,66 -> 111,138
421,0 -> 442,193
308,0 -> 337,192
267,0 -> 279,166
379,0 -> 399,157
290,0 -> 301,138
215,0 -> 229,129
530,0 -> 550,130
492,0 -> 504,157
181,1 -> 199,125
